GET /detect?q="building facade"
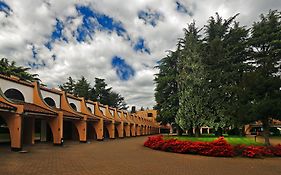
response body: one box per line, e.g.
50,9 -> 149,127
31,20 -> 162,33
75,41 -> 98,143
0,74 -> 160,151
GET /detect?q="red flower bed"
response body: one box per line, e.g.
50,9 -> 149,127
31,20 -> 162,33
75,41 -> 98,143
144,135 -> 281,158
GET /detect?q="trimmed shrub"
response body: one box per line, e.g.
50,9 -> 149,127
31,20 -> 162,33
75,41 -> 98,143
144,135 -> 281,158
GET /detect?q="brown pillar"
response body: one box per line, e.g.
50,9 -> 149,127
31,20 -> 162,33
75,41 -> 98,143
124,124 -> 130,137
93,118 -> 103,141
48,112 -> 63,145
106,122 -> 115,139
145,126 -> 148,135
116,122 -> 124,138
137,125 -> 141,136
143,126 -> 146,135
73,119 -> 87,143
3,113 -> 22,151
130,124 -> 136,136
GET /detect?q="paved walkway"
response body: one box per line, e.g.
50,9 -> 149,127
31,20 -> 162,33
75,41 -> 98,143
0,136 -> 281,175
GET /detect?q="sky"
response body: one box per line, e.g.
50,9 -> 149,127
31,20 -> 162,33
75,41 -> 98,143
1,0 -> 281,109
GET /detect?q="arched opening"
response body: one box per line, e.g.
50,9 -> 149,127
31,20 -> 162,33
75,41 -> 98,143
103,126 -> 109,139
46,124 -> 53,142
135,125 -> 139,136
4,89 -> 25,102
70,103 -> 77,111
115,127 -> 119,138
123,129 -> 126,137
140,126 -> 143,135
87,122 -> 97,140
34,119 -> 53,143
44,97 -> 56,107
63,120 -> 79,141
0,116 -> 10,144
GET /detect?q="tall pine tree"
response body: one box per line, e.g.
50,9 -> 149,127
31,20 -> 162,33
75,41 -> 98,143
154,47 -> 182,134
246,10 -> 281,145
176,22 -> 208,136
73,76 -> 91,100
59,76 -> 76,94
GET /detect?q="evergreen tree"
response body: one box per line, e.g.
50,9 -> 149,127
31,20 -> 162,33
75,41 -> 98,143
59,76 -> 76,94
154,47 -> 182,135
93,78 -> 112,104
175,15 -> 249,136
246,10 -> 281,145
176,22 -> 208,136
201,13 -> 249,135
109,91 -> 128,110
73,76 -> 91,99
59,76 -> 128,109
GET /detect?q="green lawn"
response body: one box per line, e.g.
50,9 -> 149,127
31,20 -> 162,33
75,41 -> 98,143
164,135 -> 264,146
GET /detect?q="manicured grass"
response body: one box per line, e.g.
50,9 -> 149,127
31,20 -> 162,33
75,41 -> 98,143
164,135 -> 264,146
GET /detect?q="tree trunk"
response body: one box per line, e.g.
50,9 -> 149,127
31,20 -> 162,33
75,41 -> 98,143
262,119 -> 271,146
195,126 -> 201,137
176,125 -> 183,136
216,127 -> 223,137
188,128 -> 194,136
240,125 -> 246,136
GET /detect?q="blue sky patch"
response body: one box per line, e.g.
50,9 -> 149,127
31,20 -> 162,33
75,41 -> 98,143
28,61 -> 46,69
134,38 -> 150,54
28,44 -> 46,69
31,45 -> 37,58
45,18 -> 68,50
175,1 -> 193,16
76,5 -> 128,42
138,9 -> 163,27
112,56 -> 135,81
0,1 -> 12,16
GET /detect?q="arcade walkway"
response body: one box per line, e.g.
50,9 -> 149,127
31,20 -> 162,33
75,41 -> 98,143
0,136 -> 281,175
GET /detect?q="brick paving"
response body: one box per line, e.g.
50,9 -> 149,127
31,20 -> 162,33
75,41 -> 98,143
0,136 -> 281,175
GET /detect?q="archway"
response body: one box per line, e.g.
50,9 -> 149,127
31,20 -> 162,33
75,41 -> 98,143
4,89 -> 25,102
103,126 -> 109,139
87,122 -> 97,140
34,119 -> 53,143
123,129 -> 126,137
63,120 -> 79,141
0,116 -> 10,143
44,97 -> 56,107
115,127 -> 119,138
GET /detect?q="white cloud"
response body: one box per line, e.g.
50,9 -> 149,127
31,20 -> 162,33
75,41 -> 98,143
1,0 -> 281,109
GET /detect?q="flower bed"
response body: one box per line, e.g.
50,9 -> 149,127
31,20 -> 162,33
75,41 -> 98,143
144,135 -> 281,158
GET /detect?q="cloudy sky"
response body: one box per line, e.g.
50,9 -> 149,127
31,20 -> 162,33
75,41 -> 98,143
0,0 -> 281,109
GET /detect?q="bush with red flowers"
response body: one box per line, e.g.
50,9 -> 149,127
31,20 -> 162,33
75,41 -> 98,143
271,144 -> 281,156
144,135 -> 281,158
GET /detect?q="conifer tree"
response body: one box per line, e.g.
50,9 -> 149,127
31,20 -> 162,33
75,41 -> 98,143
246,10 -> 281,145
